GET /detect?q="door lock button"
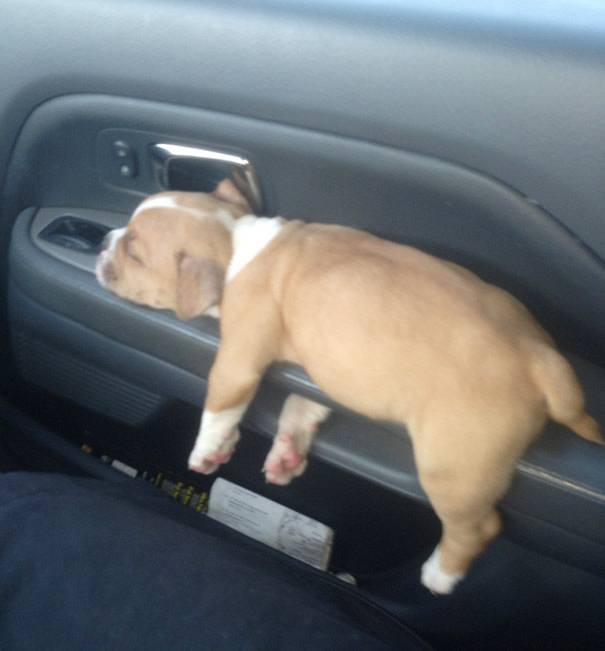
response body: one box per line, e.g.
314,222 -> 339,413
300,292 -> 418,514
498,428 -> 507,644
112,140 -> 138,179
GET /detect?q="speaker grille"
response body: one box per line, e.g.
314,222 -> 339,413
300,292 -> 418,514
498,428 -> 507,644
14,332 -> 163,426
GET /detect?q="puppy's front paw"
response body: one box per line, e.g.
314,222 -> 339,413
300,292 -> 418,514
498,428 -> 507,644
263,395 -> 331,485
188,427 -> 240,474
421,545 -> 465,595
263,434 -> 308,485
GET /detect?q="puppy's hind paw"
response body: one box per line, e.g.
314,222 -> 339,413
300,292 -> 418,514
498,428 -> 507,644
421,545 -> 465,595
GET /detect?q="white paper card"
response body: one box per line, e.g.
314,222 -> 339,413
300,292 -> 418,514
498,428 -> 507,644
208,478 -> 334,570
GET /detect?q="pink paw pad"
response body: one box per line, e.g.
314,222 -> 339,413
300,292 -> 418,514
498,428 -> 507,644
276,436 -> 304,468
263,434 -> 308,485
205,449 -> 235,465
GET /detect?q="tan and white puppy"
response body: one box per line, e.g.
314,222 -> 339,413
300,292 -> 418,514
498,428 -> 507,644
96,181 -> 602,594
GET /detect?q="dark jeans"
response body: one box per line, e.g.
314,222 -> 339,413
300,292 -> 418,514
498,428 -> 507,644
0,472 -> 427,650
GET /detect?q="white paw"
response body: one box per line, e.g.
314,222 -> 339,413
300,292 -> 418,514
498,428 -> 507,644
421,545 -> 465,595
188,404 -> 249,474
278,395 -> 331,433
262,395 -> 331,485
188,427 -> 240,474
263,434 -> 309,485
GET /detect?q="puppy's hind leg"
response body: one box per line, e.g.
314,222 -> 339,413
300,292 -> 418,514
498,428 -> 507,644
420,503 -> 502,595
416,444 -> 512,595
263,395 -> 331,485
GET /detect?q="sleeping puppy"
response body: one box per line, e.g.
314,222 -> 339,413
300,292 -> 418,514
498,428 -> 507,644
96,180 -> 602,594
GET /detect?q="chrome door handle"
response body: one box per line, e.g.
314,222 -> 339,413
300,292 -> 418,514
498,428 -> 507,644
149,143 -> 263,213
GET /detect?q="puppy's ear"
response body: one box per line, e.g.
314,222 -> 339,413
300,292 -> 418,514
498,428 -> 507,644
175,254 -> 225,320
212,177 -> 253,214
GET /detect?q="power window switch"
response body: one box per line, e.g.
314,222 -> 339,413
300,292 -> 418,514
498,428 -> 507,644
112,140 -> 138,179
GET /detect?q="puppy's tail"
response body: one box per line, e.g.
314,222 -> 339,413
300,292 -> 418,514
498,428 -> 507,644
531,345 -> 602,444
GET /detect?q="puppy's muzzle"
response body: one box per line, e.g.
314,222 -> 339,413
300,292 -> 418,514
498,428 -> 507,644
95,228 -> 124,287
97,256 -> 117,286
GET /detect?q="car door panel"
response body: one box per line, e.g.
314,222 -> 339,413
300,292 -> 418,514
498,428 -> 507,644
4,90 -> 605,579
5,93 -> 605,354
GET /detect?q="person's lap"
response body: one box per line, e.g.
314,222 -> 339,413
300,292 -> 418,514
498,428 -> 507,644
0,472 -> 425,650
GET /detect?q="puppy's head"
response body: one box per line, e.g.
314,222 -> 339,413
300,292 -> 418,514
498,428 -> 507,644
96,180 -> 252,319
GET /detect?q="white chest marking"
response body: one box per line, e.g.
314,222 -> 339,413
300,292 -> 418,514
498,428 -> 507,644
226,216 -> 284,283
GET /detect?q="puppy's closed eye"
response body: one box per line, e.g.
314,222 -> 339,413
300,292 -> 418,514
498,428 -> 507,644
123,231 -> 144,265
